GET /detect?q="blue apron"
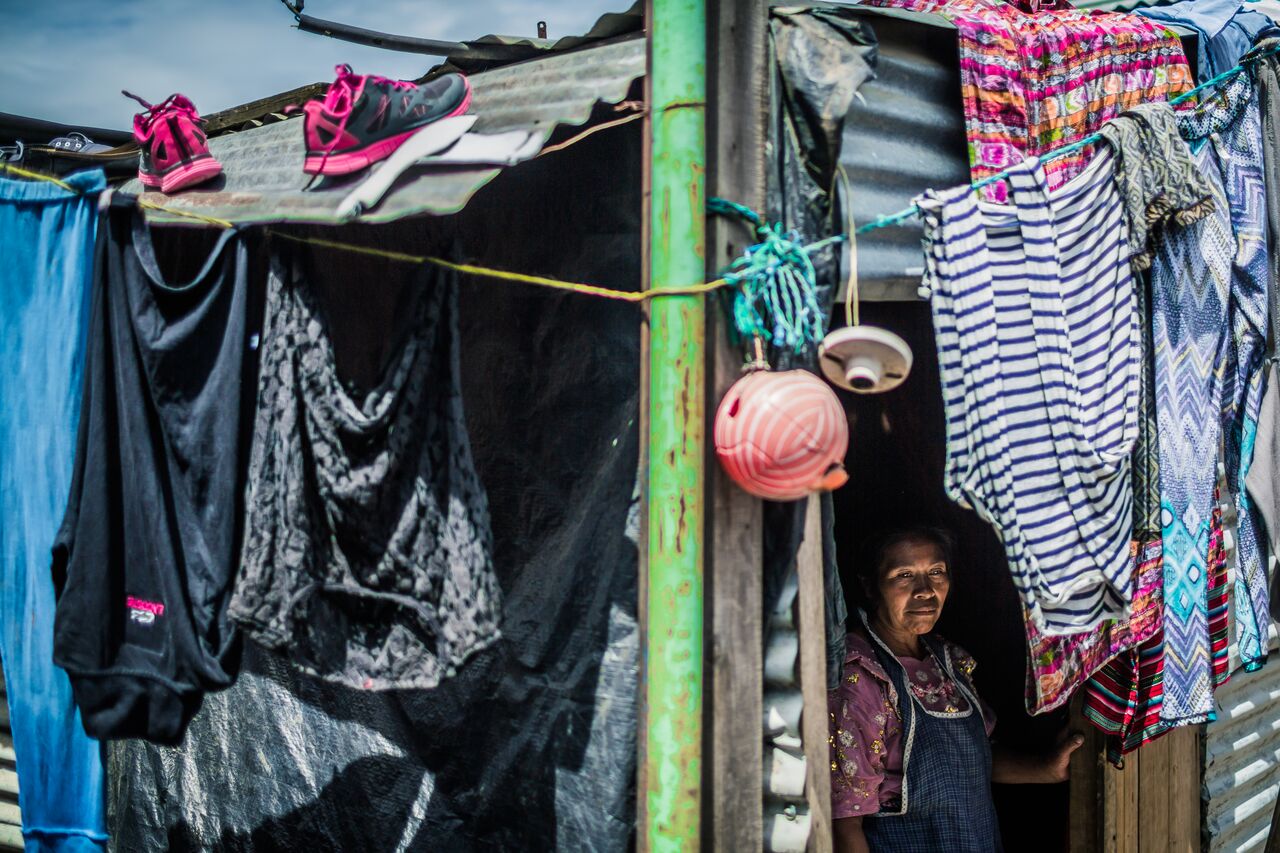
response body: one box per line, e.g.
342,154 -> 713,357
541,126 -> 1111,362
861,620 -> 1003,853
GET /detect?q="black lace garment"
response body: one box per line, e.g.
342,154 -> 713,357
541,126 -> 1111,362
229,244 -> 500,690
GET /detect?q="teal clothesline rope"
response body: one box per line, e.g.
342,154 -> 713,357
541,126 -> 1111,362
707,197 -> 840,351
706,42 -> 1278,346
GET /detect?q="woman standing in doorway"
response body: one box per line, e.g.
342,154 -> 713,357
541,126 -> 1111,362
830,526 -> 1084,853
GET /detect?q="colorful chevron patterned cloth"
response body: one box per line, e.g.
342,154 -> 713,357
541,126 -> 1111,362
1148,137 -> 1235,724
1150,77 -> 1273,723
1177,73 -> 1273,677
855,0 -> 1192,201
1083,503 -> 1230,764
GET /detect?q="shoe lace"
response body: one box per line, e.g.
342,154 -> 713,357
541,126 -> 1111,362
122,90 -> 202,131
306,65 -> 415,188
321,64 -> 415,119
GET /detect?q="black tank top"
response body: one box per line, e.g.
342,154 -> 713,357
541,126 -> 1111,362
52,202 -> 257,744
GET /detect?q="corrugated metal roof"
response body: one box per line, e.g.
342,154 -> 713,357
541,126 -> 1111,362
764,566 -> 811,853
129,36 -> 645,226
836,7 -> 972,301
1206,496 -> 1278,853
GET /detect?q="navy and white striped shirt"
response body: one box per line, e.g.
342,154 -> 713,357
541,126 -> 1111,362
919,148 -> 1140,636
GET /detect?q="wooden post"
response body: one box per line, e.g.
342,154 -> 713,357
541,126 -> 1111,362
1137,731 -> 1172,853
705,0 -> 769,849
1068,694 -> 1102,853
796,494 -> 832,852
1099,746 -> 1140,853
1165,726 -> 1201,853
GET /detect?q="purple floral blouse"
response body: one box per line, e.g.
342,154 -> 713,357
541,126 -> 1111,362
828,632 -> 996,818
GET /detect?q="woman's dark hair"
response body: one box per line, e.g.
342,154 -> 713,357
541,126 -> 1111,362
852,525 -> 955,610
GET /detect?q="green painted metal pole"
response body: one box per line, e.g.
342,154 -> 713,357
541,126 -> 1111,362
644,0 -> 706,849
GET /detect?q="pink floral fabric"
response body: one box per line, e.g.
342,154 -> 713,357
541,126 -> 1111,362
1023,539 -> 1164,715
828,632 -> 995,818
854,0 -> 1192,202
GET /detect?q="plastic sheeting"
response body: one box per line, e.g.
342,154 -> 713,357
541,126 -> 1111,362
769,7 -> 879,359
762,8 -> 878,686
107,124 -> 641,852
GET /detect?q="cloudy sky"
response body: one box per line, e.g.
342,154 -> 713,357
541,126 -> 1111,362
2,0 -> 621,133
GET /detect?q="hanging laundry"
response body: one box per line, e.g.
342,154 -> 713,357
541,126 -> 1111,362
1129,278 -> 1163,545
1006,102 -> 1215,714
52,204 -> 254,744
1097,100 -> 1216,550
853,0 -> 1192,201
1241,39 -> 1280,623
227,244 -> 500,691
1084,502 -> 1230,764
1096,103 -> 1218,274
1148,75 -> 1271,725
1023,542 -> 1161,714
1137,0 -> 1279,82
918,148 -> 1140,637
1024,229 -> 1184,723
1147,149 -> 1233,725
0,169 -> 108,851
1178,72 -> 1272,684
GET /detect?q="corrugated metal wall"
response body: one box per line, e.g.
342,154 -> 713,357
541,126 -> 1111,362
1205,627 -> 1280,853
763,565 -> 813,852
0,671 -> 23,851
837,7 -> 971,302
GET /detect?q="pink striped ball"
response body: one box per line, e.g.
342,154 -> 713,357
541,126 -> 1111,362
713,369 -> 849,501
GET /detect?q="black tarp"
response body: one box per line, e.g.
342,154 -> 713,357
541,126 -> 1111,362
107,122 -> 642,852
769,6 -> 878,364
761,8 -> 878,688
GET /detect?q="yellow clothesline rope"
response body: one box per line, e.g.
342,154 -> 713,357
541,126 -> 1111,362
0,160 -> 729,304
0,162 -> 76,191
267,231 -> 728,303
136,198 -> 236,229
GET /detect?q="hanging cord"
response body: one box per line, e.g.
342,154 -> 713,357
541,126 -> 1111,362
0,160 -> 841,306
837,163 -> 859,327
855,42 -> 1280,234
267,230 -> 729,302
13,43 -> 1271,307
708,196 -> 832,354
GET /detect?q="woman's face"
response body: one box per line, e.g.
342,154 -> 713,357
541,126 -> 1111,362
874,537 -> 950,639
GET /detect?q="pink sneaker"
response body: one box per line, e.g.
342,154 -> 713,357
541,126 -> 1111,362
124,90 -> 223,194
301,65 -> 472,178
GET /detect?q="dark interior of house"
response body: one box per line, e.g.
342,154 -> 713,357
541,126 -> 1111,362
830,300 -> 1072,853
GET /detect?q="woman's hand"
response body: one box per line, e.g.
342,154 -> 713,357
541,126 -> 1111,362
1045,730 -> 1086,782
991,730 -> 1085,784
